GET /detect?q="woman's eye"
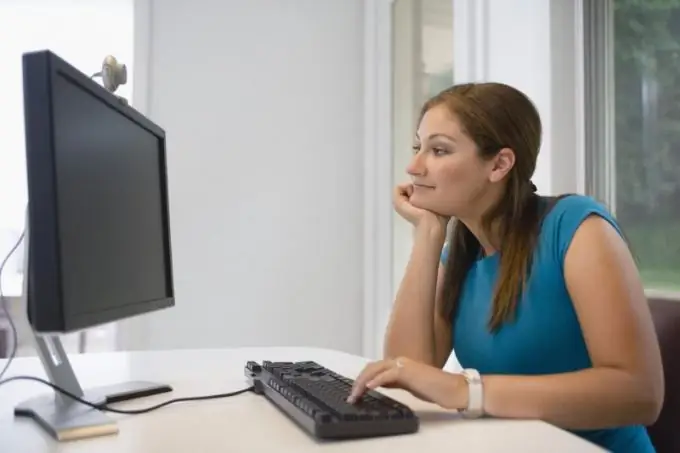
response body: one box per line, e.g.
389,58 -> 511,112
432,147 -> 448,156
411,145 -> 421,154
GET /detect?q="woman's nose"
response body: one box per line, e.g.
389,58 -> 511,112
406,151 -> 427,176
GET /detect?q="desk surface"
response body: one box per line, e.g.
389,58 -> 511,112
0,347 -> 604,453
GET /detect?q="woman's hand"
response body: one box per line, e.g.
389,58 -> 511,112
347,357 -> 467,410
394,183 -> 449,231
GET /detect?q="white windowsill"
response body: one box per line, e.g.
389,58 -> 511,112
644,288 -> 680,302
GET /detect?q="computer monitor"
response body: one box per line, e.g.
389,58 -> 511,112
14,49 -> 175,441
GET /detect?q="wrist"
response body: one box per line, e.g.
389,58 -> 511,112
415,218 -> 446,242
438,372 -> 469,410
456,373 -> 470,410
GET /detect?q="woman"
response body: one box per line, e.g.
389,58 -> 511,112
348,82 -> 664,452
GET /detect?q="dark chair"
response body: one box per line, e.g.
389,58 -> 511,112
647,297 -> 680,453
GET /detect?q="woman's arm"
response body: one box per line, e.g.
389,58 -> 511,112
383,219 -> 452,368
478,215 -> 664,429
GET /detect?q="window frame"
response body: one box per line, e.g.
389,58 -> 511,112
363,0 -> 396,359
583,0 -> 680,300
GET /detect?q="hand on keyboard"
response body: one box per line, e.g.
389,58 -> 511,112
348,356 -> 466,410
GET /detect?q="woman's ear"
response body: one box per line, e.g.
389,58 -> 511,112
489,147 -> 515,183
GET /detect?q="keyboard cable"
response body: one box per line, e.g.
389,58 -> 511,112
0,228 -> 254,415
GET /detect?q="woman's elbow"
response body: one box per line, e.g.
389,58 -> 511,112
613,367 -> 664,426
638,378 -> 664,426
639,398 -> 663,426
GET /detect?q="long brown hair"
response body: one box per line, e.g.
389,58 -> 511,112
428,83 -> 544,332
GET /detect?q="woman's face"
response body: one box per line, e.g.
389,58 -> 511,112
407,104 -> 513,219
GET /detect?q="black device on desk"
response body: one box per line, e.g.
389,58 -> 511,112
245,360 -> 419,439
15,49 -> 175,441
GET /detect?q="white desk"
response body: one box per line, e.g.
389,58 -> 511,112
0,347 -> 604,452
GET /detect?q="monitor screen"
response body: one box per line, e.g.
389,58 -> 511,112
23,50 -> 174,333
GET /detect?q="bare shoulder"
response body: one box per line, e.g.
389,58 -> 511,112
564,213 -> 647,330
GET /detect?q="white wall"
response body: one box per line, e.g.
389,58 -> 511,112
118,0 -> 365,354
118,0 -> 586,357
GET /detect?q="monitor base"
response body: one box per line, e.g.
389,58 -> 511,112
14,380 -> 172,441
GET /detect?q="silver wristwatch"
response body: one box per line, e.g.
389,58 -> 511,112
458,368 -> 484,418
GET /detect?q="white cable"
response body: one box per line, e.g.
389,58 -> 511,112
0,229 -> 25,382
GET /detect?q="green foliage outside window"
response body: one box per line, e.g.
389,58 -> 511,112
614,0 -> 680,291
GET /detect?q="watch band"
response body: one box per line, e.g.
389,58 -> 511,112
459,368 -> 484,418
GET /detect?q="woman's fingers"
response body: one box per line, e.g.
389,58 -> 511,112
348,360 -> 392,403
348,359 -> 406,403
394,182 -> 413,201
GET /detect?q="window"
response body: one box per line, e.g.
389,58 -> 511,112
585,0 -> 680,295
388,0 -> 459,369
0,0 -> 134,356
391,0 -> 453,297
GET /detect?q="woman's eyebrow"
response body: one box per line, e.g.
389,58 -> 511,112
414,132 -> 457,142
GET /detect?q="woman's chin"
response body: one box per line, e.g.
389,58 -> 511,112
410,194 -> 436,211
411,196 -> 454,218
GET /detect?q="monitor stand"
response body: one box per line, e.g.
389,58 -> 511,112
12,214 -> 173,441
14,333 -> 172,441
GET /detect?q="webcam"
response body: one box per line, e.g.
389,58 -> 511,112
91,55 -> 128,104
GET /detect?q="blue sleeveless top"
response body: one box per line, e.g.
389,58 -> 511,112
441,194 -> 655,453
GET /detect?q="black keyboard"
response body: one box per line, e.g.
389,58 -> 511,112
245,360 -> 419,439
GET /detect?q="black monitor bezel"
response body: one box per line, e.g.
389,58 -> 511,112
22,49 -> 175,333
